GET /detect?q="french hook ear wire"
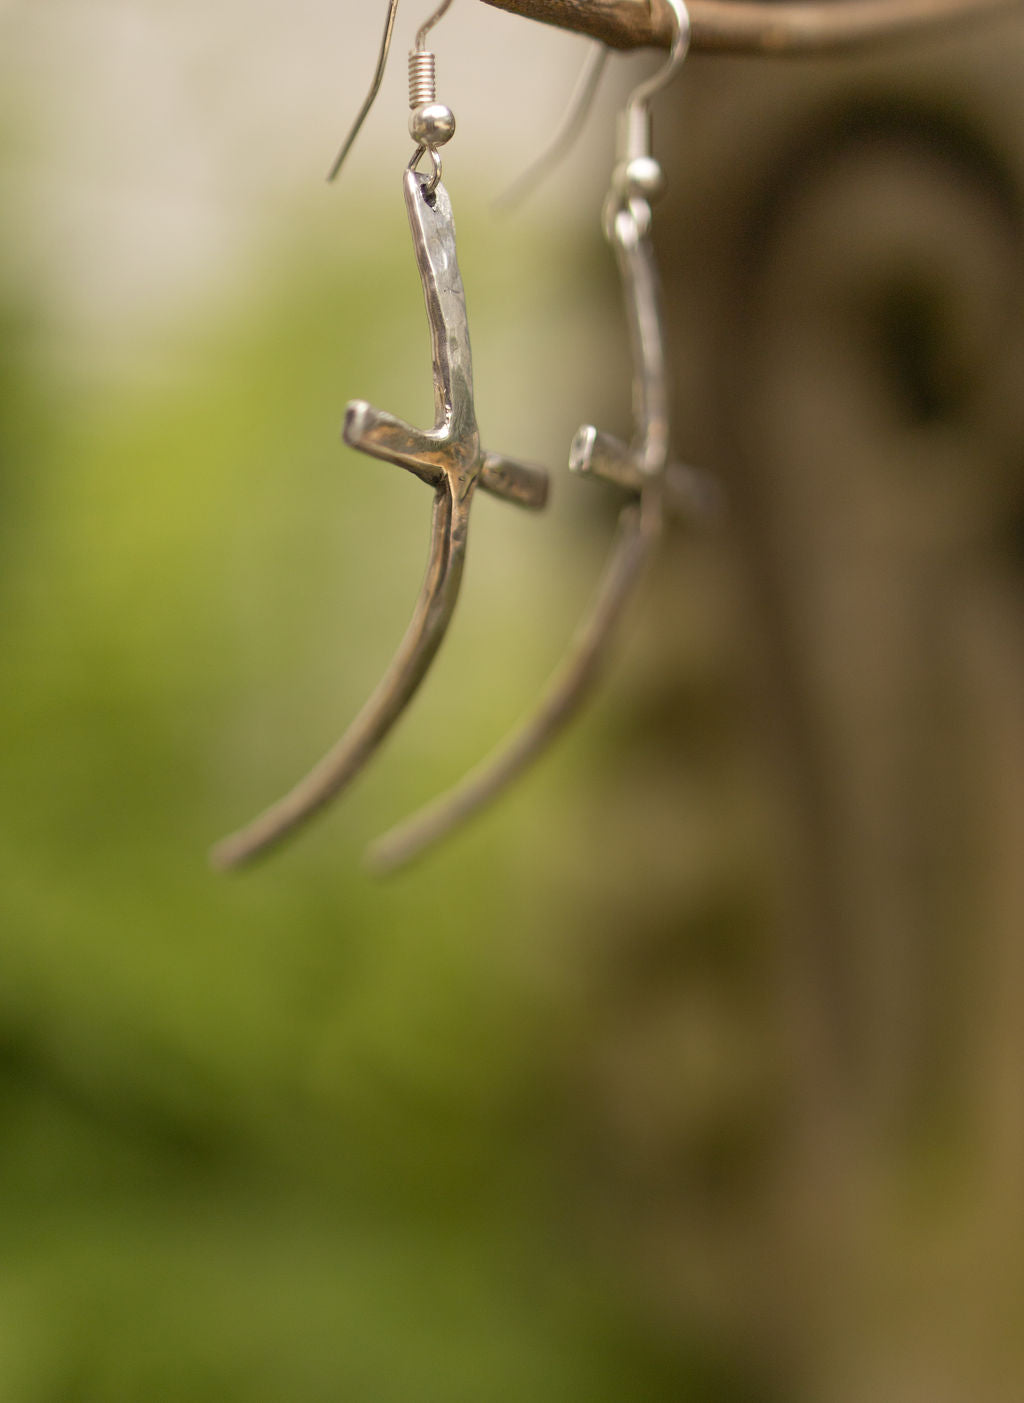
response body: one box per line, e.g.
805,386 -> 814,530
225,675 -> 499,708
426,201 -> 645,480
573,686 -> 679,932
611,0 -> 689,210
327,0 -> 456,184
493,41 -> 609,212
327,0 -> 399,183
494,0 -> 688,215
415,0 -> 455,48
626,0 -> 690,113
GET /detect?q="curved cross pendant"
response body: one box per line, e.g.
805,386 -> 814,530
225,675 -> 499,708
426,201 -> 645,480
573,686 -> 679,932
368,194 -> 717,874
212,169 -> 548,870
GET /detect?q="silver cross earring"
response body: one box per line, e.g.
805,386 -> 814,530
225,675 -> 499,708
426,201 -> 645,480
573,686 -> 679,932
212,0 -> 550,870
368,0 -> 720,873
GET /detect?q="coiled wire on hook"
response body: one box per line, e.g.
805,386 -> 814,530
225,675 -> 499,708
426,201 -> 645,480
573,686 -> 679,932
405,24 -> 455,196
408,49 -> 437,107
328,0 -> 456,187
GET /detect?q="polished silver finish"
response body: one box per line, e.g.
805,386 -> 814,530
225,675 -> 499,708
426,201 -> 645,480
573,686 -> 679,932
212,169 -> 548,870
367,2 -> 717,875
410,101 -> 456,146
617,154 -> 666,202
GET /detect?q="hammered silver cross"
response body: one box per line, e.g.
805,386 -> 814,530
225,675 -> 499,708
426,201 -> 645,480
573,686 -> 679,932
367,190 -> 716,874
212,169 -> 548,869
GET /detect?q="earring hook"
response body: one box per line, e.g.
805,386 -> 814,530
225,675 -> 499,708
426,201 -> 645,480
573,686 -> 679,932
495,1 -> 688,214
610,0 -> 689,216
327,0 -> 457,184
327,0 -> 399,182
416,0 -> 454,48
624,0 -> 690,117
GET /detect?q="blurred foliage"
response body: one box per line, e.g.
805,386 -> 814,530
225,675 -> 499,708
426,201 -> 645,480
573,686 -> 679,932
0,201 -> 757,1400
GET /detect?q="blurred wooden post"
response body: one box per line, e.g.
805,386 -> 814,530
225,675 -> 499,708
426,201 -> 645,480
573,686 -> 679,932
549,9 -> 1024,1394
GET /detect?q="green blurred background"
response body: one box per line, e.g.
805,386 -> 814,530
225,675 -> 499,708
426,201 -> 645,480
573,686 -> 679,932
3,2 -> 1024,1400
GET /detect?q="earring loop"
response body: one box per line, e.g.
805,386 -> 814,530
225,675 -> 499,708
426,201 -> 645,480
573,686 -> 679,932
408,143 -> 444,195
327,0 -> 458,185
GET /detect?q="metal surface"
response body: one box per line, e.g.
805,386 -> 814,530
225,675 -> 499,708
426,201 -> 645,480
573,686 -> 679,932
478,0 -> 1019,53
368,3 -> 715,873
416,0 -> 456,48
212,169 -> 548,870
327,0 -> 400,182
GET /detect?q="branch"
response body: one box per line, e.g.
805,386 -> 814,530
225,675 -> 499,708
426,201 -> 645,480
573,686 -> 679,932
479,0 -> 1021,54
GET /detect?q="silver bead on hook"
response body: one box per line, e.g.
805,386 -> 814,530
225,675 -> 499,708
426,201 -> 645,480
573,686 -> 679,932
327,0 -> 456,188
603,0 -> 690,238
407,16 -> 456,196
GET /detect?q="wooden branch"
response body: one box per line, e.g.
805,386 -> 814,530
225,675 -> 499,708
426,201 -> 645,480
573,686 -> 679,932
479,0 -> 1021,54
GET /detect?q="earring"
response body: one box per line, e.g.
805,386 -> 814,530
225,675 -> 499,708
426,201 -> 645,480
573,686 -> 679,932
368,0 -> 720,873
211,0 -> 550,870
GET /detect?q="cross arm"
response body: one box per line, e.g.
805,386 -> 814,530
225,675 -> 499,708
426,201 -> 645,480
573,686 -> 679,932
344,400 -> 549,508
480,452 -> 550,509
571,423 -> 721,520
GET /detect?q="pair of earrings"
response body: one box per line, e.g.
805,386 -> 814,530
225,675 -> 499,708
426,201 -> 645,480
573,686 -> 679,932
212,0 -> 713,875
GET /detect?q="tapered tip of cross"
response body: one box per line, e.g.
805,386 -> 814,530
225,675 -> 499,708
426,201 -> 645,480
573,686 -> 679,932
342,400 -> 374,449
569,424 -> 599,477
570,422 -> 645,494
